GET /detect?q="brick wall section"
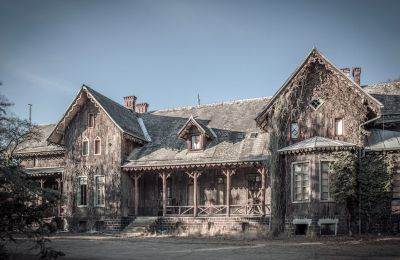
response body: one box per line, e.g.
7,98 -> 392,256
150,216 -> 270,235
104,216 -> 135,232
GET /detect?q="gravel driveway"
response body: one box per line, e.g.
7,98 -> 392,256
6,235 -> 400,260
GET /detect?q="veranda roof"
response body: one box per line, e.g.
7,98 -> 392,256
278,136 -> 357,154
24,167 -> 64,177
365,129 -> 400,151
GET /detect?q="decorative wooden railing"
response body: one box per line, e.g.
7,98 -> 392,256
165,204 -> 271,216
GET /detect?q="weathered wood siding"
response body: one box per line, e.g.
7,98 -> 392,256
20,155 -> 65,168
62,95 -> 126,229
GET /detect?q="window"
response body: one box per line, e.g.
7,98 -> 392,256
290,122 -> 299,139
77,176 -> 88,206
250,132 -> 258,138
94,176 -> 105,207
190,135 -> 201,150
320,161 -> 332,201
292,162 -> 310,202
82,137 -> 89,156
88,113 -> 95,128
94,137 -> 101,155
309,97 -> 324,110
335,118 -> 343,136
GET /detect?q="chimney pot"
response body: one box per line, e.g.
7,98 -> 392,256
340,68 -> 351,77
135,102 -> 149,113
123,96 -> 137,110
352,67 -> 361,85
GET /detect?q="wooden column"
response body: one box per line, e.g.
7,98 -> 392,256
159,172 -> 171,216
222,169 -> 236,217
257,167 -> 267,216
55,178 -> 62,216
186,171 -> 202,217
133,173 -> 142,217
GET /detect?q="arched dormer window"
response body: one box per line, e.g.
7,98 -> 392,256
82,137 -> 89,156
177,116 -> 216,151
94,136 -> 101,155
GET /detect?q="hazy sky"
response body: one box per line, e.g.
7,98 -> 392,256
1,0 -> 399,124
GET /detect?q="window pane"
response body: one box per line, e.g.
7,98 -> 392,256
191,135 -> 201,149
335,118 -> 343,135
78,177 -> 88,206
94,139 -> 101,154
83,141 -> 88,155
293,162 -> 309,202
290,123 -> 299,139
320,162 -> 331,200
88,113 -> 94,127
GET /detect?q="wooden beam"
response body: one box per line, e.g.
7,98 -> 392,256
133,173 -> 142,217
159,172 -> 171,216
186,171 -> 202,216
257,167 -> 267,216
222,169 -> 236,217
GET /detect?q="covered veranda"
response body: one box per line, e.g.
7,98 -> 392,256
123,161 -> 271,218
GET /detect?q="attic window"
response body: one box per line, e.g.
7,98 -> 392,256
190,135 -> 201,150
88,113 -> 95,128
250,132 -> 258,138
309,97 -> 323,110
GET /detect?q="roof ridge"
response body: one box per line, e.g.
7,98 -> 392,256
151,96 -> 272,113
83,85 -> 133,113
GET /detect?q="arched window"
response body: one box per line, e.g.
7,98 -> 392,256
94,136 -> 101,155
82,137 -> 89,156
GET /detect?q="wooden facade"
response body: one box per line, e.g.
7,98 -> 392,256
16,48 -> 400,236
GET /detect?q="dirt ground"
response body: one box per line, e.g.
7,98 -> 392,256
5,235 -> 400,260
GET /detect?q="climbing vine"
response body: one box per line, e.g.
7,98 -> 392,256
260,50 -> 381,235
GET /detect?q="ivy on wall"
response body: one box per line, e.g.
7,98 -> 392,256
330,151 -> 395,234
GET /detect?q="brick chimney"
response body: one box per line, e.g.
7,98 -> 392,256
135,102 -> 149,113
123,96 -> 137,110
352,67 -> 361,85
340,67 -> 351,77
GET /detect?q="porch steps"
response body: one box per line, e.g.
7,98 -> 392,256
121,217 -> 158,236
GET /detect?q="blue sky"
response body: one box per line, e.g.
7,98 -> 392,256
1,0 -> 399,124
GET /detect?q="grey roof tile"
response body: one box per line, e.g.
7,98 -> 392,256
123,97 -> 270,168
365,129 -> 400,151
15,124 -> 65,154
84,86 -> 146,141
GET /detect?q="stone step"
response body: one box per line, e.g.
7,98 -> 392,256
121,217 -> 158,236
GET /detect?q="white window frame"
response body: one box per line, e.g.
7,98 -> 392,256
94,175 -> 105,207
82,137 -> 89,156
88,113 -> 95,128
335,118 -> 343,136
77,176 -> 88,207
190,134 -> 202,150
291,161 -> 311,203
319,160 -> 334,202
94,136 -> 101,155
309,97 -> 324,110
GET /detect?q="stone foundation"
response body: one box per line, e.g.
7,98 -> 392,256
151,216 -> 270,236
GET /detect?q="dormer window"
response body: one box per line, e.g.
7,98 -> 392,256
82,137 -> 89,156
309,97 -> 324,110
88,113 -> 95,128
177,116 -> 216,152
190,135 -> 201,150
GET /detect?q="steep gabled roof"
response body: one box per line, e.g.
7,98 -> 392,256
278,136 -> 356,154
176,115 -> 217,139
47,85 -> 146,145
255,48 -> 383,126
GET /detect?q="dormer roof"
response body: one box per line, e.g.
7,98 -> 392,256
177,115 -> 217,140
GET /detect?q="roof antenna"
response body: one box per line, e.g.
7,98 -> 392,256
197,94 -> 200,106
28,104 -> 32,125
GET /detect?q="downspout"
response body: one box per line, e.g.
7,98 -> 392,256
357,111 -> 383,235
